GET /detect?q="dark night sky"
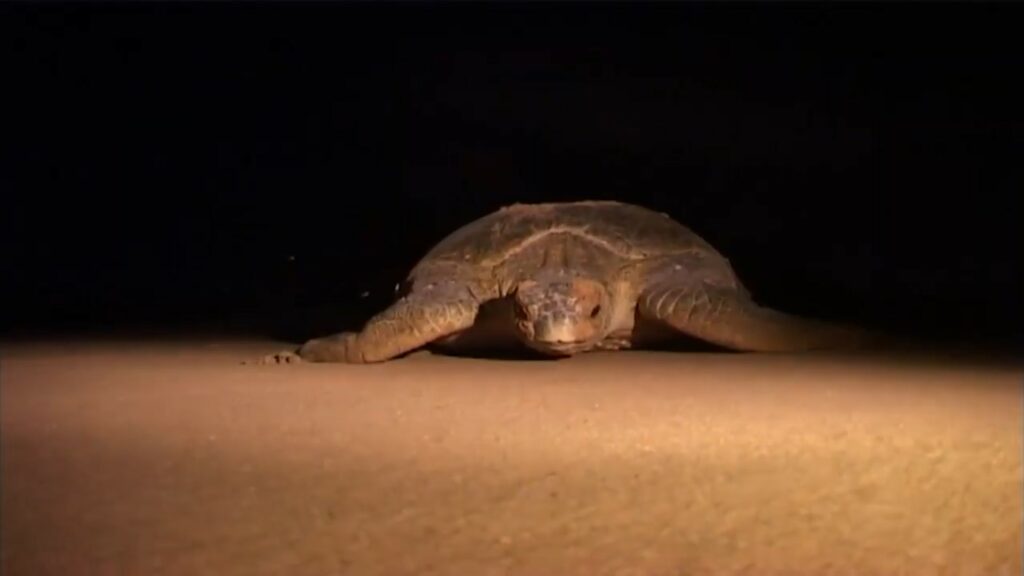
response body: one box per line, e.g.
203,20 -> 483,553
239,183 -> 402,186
2,2 -> 1021,348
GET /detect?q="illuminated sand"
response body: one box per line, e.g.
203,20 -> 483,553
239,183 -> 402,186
2,338 -> 1021,575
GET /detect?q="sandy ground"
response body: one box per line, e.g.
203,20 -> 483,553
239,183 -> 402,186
1,337 -> 1021,576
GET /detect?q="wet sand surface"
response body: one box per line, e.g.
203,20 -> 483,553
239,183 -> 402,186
2,337 -> 1021,576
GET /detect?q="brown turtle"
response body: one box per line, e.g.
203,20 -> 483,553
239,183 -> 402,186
266,200 -> 871,363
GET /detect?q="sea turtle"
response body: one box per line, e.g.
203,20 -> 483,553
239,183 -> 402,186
266,200 -> 871,364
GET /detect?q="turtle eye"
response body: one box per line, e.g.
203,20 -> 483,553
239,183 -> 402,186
590,304 -> 602,318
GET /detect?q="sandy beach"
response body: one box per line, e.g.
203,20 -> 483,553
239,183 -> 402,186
2,337 -> 1020,576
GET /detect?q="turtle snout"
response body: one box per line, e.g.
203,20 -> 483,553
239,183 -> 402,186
524,316 -> 601,357
532,319 -> 587,345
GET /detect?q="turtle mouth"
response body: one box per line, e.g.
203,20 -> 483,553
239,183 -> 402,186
515,317 -> 598,357
521,338 -> 593,357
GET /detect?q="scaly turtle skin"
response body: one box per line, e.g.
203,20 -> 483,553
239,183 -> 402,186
267,200 -> 870,364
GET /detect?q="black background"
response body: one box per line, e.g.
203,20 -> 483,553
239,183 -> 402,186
3,2 -> 1021,349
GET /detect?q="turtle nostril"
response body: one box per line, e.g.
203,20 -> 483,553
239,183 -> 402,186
590,304 -> 601,318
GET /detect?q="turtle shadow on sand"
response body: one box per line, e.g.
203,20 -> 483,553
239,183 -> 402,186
421,339 -> 730,362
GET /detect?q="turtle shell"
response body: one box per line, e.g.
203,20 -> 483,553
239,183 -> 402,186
412,200 -> 722,273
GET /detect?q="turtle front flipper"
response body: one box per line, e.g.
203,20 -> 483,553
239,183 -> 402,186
638,281 -> 872,352
298,282 -> 482,363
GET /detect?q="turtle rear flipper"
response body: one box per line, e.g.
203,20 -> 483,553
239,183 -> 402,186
639,281 -> 873,353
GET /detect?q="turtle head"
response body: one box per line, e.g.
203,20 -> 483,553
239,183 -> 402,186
512,274 -> 612,356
